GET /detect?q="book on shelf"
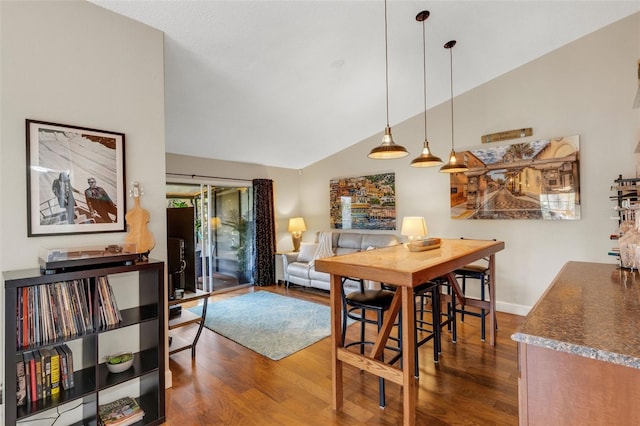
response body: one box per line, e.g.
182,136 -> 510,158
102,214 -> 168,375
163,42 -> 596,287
34,349 -> 43,401
39,347 -> 51,399
56,345 -> 69,390
61,343 -> 75,389
98,396 -> 145,426
50,346 -> 61,396
24,350 -> 36,402
16,353 -> 26,406
16,343 -> 74,407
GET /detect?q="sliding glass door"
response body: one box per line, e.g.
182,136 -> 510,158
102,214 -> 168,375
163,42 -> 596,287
166,181 -> 254,293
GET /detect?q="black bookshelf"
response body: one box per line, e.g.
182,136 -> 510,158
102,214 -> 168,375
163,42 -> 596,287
4,259 -> 165,425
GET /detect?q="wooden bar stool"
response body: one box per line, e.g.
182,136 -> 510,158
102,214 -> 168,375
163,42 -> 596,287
341,278 -> 400,408
382,281 -> 443,378
453,238 -> 497,342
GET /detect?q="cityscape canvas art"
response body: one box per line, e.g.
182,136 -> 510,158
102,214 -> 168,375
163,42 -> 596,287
449,135 -> 580,220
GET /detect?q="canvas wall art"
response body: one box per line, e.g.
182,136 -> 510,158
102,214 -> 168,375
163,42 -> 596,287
330,173 -> 396,230
449,135 -> 580,220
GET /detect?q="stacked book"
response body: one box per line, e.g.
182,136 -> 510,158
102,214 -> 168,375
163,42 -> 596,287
98,396 -> 145,426
16,343 -> 74,405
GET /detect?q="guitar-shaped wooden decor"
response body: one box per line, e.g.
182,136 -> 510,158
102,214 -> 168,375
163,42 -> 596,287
125,181 -> 155,258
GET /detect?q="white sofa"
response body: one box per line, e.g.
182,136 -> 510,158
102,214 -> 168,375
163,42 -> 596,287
282,232 -> 399,292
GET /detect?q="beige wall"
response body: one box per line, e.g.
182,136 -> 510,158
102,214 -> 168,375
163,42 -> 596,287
1,0 -> 166,406
166,13 -> 640,315
2,0 -> 638,407
302,12 -> 640,314
166,153 -> 303,252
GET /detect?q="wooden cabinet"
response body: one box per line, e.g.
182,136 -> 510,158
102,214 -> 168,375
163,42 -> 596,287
3,260 -> 165,426
518,343 -> 640,425
513,262 -> 640,425
168,289 -> 210,358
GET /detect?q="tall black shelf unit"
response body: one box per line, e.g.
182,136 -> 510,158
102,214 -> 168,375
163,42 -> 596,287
3,259 -> 165,426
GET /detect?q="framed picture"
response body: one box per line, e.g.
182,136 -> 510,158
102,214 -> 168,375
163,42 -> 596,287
26,119 -> 126,236
329,172 -> 396,230
449,134 -> 580,220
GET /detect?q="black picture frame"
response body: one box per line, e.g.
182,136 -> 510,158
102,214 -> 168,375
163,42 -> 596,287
26,119 -> 126,236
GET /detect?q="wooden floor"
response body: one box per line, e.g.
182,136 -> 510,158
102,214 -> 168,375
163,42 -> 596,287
165,284 -> 524,425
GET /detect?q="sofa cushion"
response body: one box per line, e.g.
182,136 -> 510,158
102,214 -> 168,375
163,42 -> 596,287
361,234 -> 398,250
309,268 -> 329,282
297,243 -> 318,263
337,233 -> 363,249
288,262 -> 312,279
335,247 -> 360,256
332,232 -> 340,247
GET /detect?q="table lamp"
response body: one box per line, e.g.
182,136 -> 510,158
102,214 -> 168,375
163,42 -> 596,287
401,216 -> 427,242
210,217 -> 221,229
288,217 -> 306,252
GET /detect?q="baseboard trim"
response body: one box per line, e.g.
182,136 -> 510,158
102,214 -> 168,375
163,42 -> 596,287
165,368 -> 173,389
496,301 -> 530,317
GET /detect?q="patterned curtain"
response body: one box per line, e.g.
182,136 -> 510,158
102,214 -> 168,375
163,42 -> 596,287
252,179 -> 276,286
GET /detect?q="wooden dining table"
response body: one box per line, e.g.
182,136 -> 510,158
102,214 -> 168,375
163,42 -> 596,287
314,238 -> 505,425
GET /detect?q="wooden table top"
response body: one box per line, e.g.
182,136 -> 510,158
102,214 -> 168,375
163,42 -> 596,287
314,238 -> 504,287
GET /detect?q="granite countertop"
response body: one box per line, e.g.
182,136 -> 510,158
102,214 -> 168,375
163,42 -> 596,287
511,261 -> 640,369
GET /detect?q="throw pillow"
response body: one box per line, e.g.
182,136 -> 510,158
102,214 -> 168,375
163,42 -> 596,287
297,243 -> 319,263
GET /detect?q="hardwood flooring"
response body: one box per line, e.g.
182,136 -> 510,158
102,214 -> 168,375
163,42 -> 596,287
165,284 -> 524,425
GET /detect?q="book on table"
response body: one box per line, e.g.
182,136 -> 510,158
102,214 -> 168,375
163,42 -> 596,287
98,396 -> 145,426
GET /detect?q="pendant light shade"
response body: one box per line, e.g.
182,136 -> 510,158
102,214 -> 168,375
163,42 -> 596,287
368,0 -> 409,160
410,10 -> 442,168
440,40 -> 468,174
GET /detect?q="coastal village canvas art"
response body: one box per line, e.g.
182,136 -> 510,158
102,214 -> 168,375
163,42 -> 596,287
329,173 -> 396,230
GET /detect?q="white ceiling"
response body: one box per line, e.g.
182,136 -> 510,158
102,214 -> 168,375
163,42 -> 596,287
89,1 -> 640,169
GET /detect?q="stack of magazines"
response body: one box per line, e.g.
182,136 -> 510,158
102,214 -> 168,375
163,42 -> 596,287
98,396 -> 145,426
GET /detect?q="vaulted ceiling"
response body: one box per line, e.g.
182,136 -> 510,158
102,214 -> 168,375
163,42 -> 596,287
90,1 -> 640,169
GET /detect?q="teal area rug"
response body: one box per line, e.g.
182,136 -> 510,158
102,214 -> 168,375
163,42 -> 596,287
188,291 -> 338,361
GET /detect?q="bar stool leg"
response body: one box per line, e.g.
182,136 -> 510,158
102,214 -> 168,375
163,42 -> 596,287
377,311 -> 386,408
432,288 -> 441,359
480,275 -> 486,341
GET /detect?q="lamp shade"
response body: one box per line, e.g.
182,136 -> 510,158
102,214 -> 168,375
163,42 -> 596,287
401,216 -> 427,240
288,217 -> 307,233
440,149 -> 468,173
210,217 -> 221,229
368,126 -> 409,159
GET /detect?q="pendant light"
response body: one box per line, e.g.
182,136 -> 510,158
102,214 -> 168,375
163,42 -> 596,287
440,40 -> 468,173
410,10 -> 443,168
368,0 -> 409,160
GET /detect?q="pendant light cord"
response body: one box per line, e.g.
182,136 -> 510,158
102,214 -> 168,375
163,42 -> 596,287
422,20 -> 428,140
449,44 -> 455,150
384,0 -> 390,127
